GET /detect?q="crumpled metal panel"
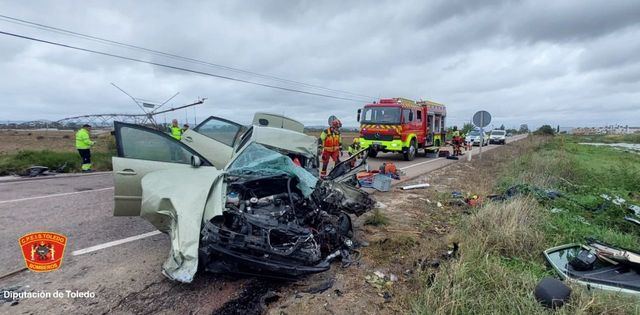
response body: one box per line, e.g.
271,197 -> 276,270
140,167 -> 224,283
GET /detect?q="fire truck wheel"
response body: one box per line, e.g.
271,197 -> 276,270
404,139 -> 417,161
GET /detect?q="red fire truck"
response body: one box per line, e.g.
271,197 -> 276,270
356,98 -> 446,161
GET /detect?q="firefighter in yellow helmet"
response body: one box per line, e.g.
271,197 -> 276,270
75,124 -> 95,172
169,119 -> 182,140
319,118 -> 342,177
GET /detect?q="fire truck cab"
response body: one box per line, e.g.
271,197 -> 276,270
357,98 -> 446,161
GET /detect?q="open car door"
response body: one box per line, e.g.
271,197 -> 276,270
180,116 -> 246,168
112,121 -> 215,216
326,148 -> 369,184
252,112 -> 304,133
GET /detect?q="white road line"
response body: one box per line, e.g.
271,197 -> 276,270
0,187 -> 114,204
72,230 -> 162,256
399,158 -> 444,170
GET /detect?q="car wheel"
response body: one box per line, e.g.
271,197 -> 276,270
404,139 -> 417,161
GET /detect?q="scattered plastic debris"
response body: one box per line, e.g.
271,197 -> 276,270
625,216 -> 640,227
436,202 -> 443,208
373,174 -> 392,192
534,277 -> 571,309
375,202 -> 388,209
550,208 -> 565,214
442,243 -> 459,260
466,195 -> 482,207
629,205 -> 640,216
574,216 -> 591,225
487,184 -> 561,202
365,272 -> 393,291
400,183 -> 430,190
601,194 -> 626,206
303,279 -> 335,294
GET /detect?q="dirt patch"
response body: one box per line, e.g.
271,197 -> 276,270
0,130 -> 113,154
265,138 -> 537,314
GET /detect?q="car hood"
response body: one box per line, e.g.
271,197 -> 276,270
250,126 -> 317,158
140,167 -> 225,283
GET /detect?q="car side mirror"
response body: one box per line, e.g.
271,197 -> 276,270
357,109 -> 361,122
190,155 -> 202,168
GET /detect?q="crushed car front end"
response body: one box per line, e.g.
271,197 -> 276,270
130,123 -> 374,282
198,142 -> 374,279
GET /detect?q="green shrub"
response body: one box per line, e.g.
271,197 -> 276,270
0,150 -> 113,175
365,208 -> 390,226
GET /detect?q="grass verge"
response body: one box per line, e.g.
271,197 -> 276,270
412,136 -> 640,314
0,150 -> 113,175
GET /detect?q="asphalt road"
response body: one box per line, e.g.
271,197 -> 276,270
0,135 -> 526,314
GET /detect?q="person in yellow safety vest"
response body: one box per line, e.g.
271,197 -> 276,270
347,137 -> 361,167
451,126 -> 463,156
319,118 -> 342,177
75,124 -> 96,173
169,119 -> 182,140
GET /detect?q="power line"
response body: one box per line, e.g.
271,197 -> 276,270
0,29 -> 370,103
0,14 -> 373,99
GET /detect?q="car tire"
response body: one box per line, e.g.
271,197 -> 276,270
404,139 -> 417,161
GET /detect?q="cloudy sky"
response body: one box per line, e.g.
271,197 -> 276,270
0,0 -> 639,128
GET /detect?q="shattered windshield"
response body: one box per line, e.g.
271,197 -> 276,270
227,142 -> 318,196
360,106 -> 401,124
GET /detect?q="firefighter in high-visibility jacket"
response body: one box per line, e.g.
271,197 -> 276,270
320,118 -> 342,177
75,124 -> 95,172
169,119 -> 182,140
347,137 -> 361,167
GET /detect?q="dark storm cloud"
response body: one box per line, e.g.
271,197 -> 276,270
0,0 -> 638,128
505,1 -> 640,43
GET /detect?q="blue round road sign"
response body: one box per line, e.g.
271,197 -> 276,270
473,110 -> 491,128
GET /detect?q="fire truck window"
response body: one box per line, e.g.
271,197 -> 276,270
416,110 -> 422,121
361,107 -> 401,124
402,109 -> 410,122
434,117 -> 441,132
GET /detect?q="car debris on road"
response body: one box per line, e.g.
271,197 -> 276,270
400,183 -> 430,190
544,239 -> 640,295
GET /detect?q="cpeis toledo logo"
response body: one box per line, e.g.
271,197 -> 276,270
19,232 -> 67,272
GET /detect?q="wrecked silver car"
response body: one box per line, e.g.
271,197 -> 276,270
112,114 -> 374,283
